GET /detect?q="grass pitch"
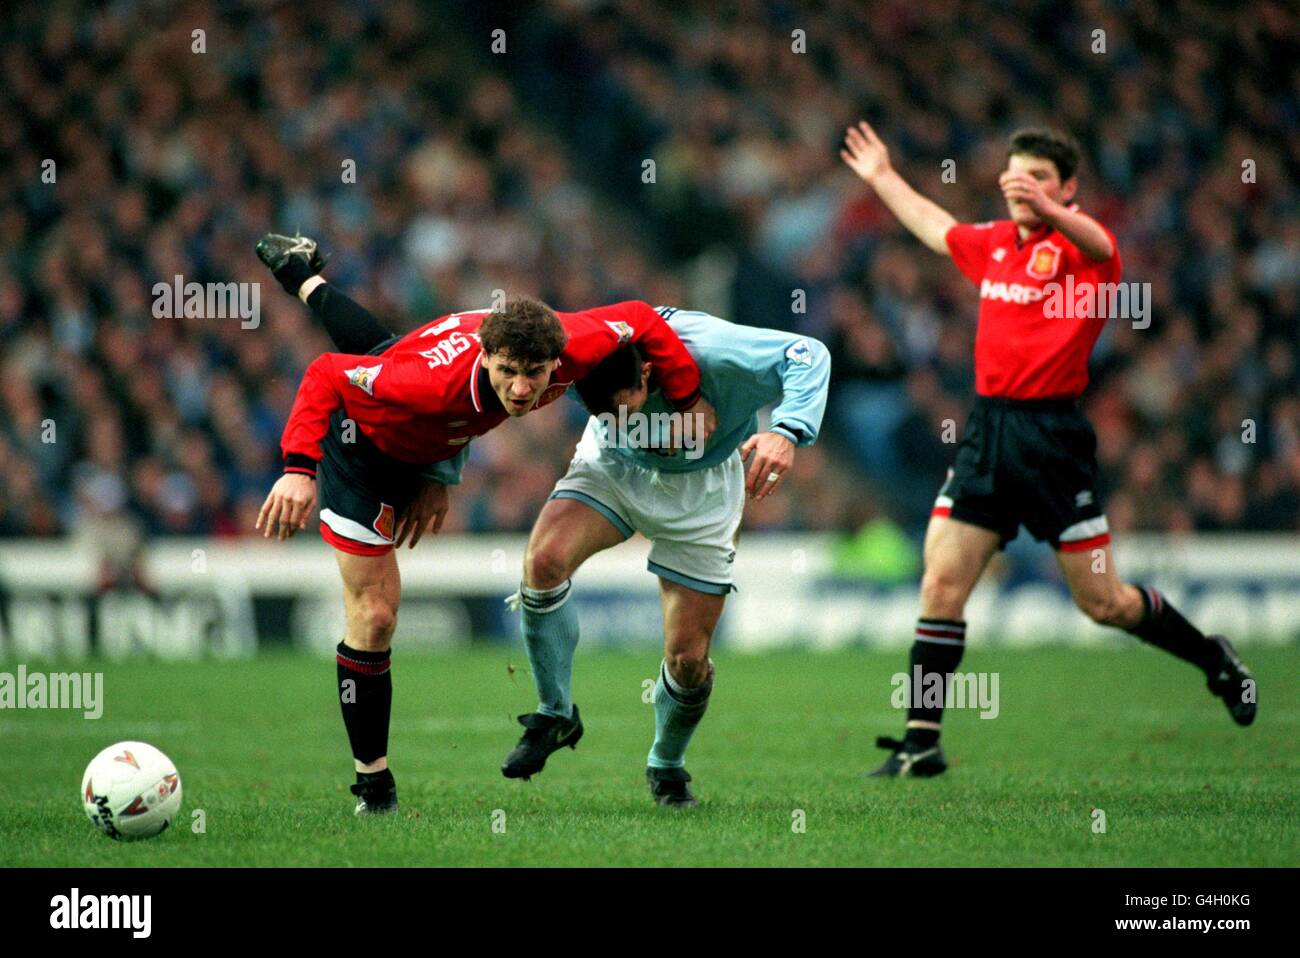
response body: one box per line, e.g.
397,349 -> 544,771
2,645 -> 1295,867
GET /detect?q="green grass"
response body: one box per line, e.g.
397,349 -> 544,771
2,645 -> 1295,867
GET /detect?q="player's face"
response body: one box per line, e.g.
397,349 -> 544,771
1003,153 -> 1072,227
483,352 -> 558,416
607,361 -> 653,415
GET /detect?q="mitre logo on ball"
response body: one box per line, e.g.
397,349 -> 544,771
81,741 -> 183,841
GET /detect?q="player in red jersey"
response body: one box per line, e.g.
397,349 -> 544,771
841,122 -> 1256,777
253,233 -> 716,812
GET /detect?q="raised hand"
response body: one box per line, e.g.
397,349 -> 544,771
841,120 -> 892,184
998,170 -> 1055,217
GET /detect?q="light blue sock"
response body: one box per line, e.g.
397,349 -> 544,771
647,659 -> 713,769
519,580 -> 579,719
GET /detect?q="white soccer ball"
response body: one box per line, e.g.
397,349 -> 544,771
81,741 -> 182,840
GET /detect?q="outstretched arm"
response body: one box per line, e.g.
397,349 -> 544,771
841,120 -> 957,256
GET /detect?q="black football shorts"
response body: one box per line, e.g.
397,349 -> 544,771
313,334 -> 423,556
316,410 -> 424,555
931,396 -> 1110,553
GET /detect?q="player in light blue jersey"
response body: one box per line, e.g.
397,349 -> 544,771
501,307 -> 830,806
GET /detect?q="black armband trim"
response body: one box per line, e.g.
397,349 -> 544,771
283,453 -> 319,477
771,423 -> 806,443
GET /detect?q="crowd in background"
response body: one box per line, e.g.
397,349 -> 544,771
1,0 -> 1297,550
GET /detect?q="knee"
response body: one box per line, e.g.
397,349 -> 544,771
920,568 -> 970,619
353,591 -> 398,648
524,540 -> 573,591
664,643 -> 711,688
1075,588 -> 1129,628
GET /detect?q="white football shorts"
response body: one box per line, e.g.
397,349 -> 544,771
550,420 -> 744,594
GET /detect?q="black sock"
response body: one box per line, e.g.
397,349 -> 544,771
308,284 -> 393,354
356,768 -> 394,788
904,619 -> 966,748
1128,585 -> 1222,673
336,642 -> 393,766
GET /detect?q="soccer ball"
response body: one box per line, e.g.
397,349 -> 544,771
81,741 -> 182,840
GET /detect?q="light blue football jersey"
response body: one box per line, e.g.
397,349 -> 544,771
589,307 -> 831,473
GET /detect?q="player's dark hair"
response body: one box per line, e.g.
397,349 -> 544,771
575,344 -> 645,416
479,297 -> 567,363
1007,128 -> 1080,182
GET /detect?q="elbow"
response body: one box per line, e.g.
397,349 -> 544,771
1089,238 -> 1115,262
809,336 -> 832,376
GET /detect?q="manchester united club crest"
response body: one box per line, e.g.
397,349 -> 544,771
373,502 -> 396,540
1026,240 -> 1062,280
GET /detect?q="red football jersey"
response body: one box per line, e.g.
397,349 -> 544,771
945,215 -> 1122,399
280,300 -> 702,472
